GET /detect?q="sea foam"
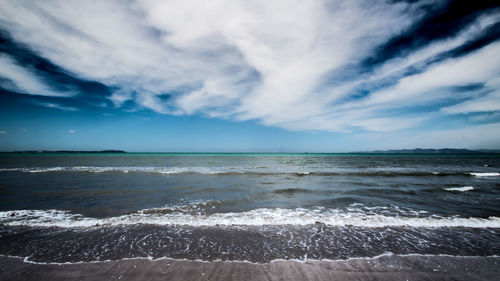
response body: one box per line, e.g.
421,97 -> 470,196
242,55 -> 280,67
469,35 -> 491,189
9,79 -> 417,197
469,172 -> 500,177
444,186 -> 474,192
0,166 -> 491,176
1,207 -> 499,228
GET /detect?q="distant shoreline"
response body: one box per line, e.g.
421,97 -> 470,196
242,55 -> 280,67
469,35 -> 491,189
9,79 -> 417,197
0,150 -> 127,154
1,148 -> 500,154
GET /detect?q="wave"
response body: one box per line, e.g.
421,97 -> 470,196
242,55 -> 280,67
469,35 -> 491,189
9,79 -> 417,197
469,172 -> 500,177
1,207 -> 498,228
444,186 -> 475,192
1,166 -> 497,177
0,166 -> 301,175
0,166 -> 231,174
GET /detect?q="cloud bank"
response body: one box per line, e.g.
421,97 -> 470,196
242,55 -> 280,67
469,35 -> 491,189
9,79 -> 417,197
0,0 -> 499,134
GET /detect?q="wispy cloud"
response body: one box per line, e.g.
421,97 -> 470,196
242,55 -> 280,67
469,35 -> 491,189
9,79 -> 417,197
68,130 -> 76,134
0,54 -> 74,97
28,100 -> 78,112
0,0 -> 499,135
0,131 -> 7,134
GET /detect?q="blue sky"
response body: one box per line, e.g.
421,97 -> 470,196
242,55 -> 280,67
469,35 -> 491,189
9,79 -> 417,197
0,0 -> 500,152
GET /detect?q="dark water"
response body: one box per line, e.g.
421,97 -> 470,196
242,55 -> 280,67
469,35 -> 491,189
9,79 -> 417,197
0,153 -> 499,263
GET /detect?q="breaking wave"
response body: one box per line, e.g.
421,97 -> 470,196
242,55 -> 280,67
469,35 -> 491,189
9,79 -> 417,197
444,186 -> 475,192
1,166 -> 498,177
1,205 -> 498,228
469,172 -> 500,177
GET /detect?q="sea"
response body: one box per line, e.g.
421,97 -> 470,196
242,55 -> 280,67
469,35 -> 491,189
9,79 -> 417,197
0,153 -> 499,263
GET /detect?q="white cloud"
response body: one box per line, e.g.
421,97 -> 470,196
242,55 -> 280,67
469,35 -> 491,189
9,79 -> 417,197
441,91 -> 500,114
370,12 -> 500,84
0,0 -> 499,135
0,55 -> 74,97
0,131 -> 7,134
358,42 -> 500,107
68,130 -> 76,134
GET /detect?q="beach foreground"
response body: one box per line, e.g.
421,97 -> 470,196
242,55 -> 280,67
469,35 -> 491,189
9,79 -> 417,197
1,255 -> 498,281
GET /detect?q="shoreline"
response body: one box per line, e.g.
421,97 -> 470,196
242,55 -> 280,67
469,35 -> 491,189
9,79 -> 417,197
3,252 -> 500,265
1,255 -> 498,281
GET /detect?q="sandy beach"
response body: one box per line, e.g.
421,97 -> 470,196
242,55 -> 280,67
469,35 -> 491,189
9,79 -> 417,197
1,255 -> 498,281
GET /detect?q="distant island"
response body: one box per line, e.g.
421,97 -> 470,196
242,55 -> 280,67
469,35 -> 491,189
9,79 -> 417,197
354,148 -> 500,154
2,150 -> 127,154
1,149 -> 500,154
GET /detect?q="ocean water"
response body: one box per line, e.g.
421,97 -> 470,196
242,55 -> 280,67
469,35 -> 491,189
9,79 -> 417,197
0,153 -> 499,263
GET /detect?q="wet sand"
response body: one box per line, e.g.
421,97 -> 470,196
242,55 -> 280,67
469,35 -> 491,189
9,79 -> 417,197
0,255 -> 498,281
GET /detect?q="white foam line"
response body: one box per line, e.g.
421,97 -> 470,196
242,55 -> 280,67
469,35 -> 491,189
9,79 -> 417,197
469,172 -> 500,177
3,166 -> 494,176
1,208 -> 499,228
0,166 -> 236,174
444,186 -> 475,192
271,252 -> 500,263
1,253 -> 499,266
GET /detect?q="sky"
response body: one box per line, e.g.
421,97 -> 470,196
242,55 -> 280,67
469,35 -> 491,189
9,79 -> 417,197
0,0 -> 499,152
